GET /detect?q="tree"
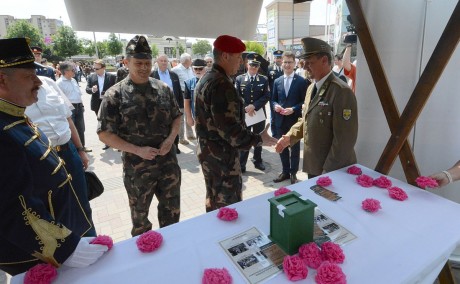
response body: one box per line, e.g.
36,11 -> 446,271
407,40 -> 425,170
106,33 -> 123,56
6,20 -> 44,47
172,43 -> 185,57
192,40 -> 212,56
96,41 -> 108,59
52,26 -> 81,58
151,44 -> 159,58
81,38 -> 96,57
244,41 -> 265,56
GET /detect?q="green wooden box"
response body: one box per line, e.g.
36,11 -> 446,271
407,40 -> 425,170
268,191 -> 317,255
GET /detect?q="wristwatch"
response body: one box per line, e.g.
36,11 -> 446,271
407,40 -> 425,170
76,147 -> 85,152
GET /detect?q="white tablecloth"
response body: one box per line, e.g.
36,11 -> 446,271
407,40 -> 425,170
12,165 -> 460,283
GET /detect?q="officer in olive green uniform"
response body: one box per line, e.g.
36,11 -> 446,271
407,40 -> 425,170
195,35 -> 277,212
276,37 -> 358,178
98,36 -> 182,236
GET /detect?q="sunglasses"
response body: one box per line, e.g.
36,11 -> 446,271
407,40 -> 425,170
94,67 -> 102,71
193,67 -> 205,71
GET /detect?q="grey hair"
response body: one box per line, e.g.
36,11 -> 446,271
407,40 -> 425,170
179,53 -> 191,63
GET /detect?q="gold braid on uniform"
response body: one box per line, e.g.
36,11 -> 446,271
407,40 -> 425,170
19,195 -> 72,267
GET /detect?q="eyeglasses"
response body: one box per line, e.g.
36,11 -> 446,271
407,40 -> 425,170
193,67 -> 205,71
283,61 -> 295,65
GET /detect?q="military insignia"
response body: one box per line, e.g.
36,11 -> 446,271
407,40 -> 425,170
343,109 -> 352,120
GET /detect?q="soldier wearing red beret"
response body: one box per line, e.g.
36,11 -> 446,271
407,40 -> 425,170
194,35 -> 277,212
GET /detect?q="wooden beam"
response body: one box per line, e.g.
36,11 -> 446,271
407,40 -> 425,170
345,0 -> 420,180
438,262 -> 456,284
376,1 -> 460,175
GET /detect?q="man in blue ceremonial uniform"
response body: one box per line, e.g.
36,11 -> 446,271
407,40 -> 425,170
268,50 -> 284,93
31,46 -> 56,81
235,56 -> 270,172
0,38 -> 107,276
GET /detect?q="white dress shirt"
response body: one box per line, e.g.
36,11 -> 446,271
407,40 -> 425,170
56,76 -> 83,104
283,72 -> 295,96
171,63 -> 194,92
25,76 -> 74,146
97,72 -> 105,98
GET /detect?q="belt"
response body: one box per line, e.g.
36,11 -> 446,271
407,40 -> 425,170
54,142 -> 70,152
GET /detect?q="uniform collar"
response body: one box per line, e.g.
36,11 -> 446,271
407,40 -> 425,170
0,98 -> 25,117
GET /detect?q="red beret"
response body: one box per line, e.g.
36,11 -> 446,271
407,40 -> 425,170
213,35 -> 246,53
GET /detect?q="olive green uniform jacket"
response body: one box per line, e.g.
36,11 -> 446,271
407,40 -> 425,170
287,72 -> 358,175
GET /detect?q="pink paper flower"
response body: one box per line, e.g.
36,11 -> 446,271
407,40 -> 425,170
298,242 -> 323,269
346,165 -> 362,175
136,230 -> 163,253
361,198 -> 382,213
217,207 -> 238,221
321,242 -> 345,264
283,255 -> 308,281
373,176 -> 392,189
274,187 -> 292,196
90,235 -> 114,250
388,186 -> 408,201
356,174 -> 374,188
315,261 -> 347,284
202,268 -> 232,284
317,177 -> 332,187
415,176 -> 439,189
24,263 -> 58,284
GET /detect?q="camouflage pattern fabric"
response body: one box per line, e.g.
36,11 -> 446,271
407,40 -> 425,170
98,77 -> 182,236
194,64 -> 262,212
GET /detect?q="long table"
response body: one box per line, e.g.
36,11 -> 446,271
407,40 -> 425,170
12,165 -> 460,283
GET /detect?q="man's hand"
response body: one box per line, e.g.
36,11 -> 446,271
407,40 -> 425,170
275,135 -> 291,153
245,104 -> 255,116
274,104 -> 284,113
158,137 -> 174,156
186,114 -> 195,127
260,124 -> 278,146
91,85 -> 98,93
78,151 -> 89,170
280,108 -> 294,116
135,146 -> 159,160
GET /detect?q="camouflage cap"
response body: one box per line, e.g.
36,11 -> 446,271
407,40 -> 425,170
298,37 -> 332,59
0,38 -> 39,69
126,35 -> 152,59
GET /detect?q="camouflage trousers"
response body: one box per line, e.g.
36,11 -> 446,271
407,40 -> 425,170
123,153 -> 181,237
197,139 -> 243,212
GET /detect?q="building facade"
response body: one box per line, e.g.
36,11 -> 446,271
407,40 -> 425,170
0,15 -> 63,39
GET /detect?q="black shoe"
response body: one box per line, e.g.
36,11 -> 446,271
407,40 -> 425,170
176,147 -> 181,154
254,162 -> 265,171
102,145 -> 110,150
241,166 -> 246,173
83,147 -> 92,153
273,173 -> 290,183
290,174 -> 300,184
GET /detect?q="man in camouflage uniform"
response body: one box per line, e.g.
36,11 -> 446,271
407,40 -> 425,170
194,35 -> 277,212
98,35 -> 182,236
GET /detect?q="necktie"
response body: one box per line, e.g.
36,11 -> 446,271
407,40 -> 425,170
310,85 -> 318,102
250,76 -> 254,83
284,76 -> 291,95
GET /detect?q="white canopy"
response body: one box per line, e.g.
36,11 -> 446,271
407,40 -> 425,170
63,0 -> 264,40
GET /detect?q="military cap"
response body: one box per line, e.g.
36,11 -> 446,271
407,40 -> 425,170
0,38 -> 39,69
248,60 -> 261,67
192,58 -> 206,67
125,35 -> 152,59
245,53 -> 255,60
30,46 -> 43,54
213,35 -> 246,53
298,37 -> 332,59
273,50 -> 283,57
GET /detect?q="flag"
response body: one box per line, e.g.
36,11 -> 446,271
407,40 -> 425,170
293,0 -> 312,3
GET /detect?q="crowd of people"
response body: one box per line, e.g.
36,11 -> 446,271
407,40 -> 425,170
0,34 -> 457,278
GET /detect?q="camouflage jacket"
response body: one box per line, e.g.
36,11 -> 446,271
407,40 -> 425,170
98,77 -> 182,150
194,64 -> 262,151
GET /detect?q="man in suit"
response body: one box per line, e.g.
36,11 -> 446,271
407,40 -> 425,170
151,54 -> 183,153
271,51 -> 309,184
235,57 -> 270,173
85,59 -> 116,150
275,38 -> 358,179
85,59 -> 117,116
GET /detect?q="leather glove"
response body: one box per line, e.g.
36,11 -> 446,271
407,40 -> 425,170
63,237 -> 108,268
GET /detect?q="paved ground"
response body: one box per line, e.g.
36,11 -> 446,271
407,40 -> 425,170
78,78 -> 308,243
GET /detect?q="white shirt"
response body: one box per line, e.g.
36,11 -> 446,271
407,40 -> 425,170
97,72 -> 105,98
25,76 -> 73,146
283,72 -> 295,96
315,71 -> 333,91
56,76 -> 83,104
171,63 -> 194,92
